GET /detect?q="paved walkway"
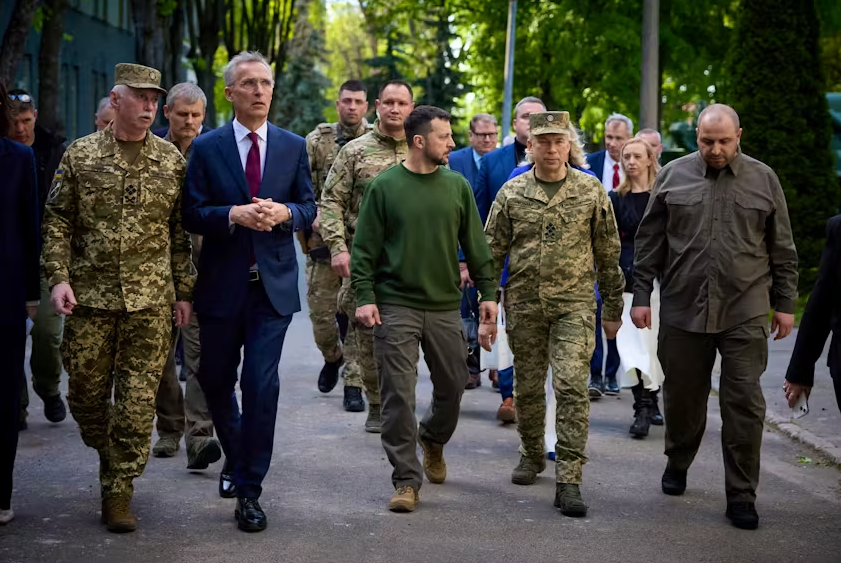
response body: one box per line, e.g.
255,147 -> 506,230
3,253 -> 839,562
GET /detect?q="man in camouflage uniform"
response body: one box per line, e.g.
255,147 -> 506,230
485,112 -> 624,517
41,64 -> 194,533
319,79 -> 414,432
304,80 -> 372,411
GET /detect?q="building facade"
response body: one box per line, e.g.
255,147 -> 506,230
0,0 -> 135,141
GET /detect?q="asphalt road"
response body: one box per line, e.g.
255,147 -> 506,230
2,252 -> 840,563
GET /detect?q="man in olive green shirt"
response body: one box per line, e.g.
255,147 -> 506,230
351,106 -> 498,514
631,104 -> 798,531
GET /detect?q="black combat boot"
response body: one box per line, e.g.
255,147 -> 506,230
629,382 -> 651,439
318,356 -> 344,393
649,388 -> 664,425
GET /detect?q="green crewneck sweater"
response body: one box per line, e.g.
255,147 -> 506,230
350,163 -> 498,311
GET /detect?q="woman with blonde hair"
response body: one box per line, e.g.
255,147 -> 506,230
609,138 -> 663,439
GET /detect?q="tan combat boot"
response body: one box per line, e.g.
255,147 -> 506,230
419,438 -> 446,484
103,495 -> 137,533
389,486 -> 419,512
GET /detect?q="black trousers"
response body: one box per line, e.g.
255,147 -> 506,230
658,316 -> 768,503
1,320 -> 26,509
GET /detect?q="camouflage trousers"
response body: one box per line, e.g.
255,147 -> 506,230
507,308 -> 596,484
337,277 -> 380,405
62,305 -> 171,499
305,257 -> 347,364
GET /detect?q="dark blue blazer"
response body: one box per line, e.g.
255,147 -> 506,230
0,139 -> 41,322
474,144 -> 519,224
182,121 -> 316,319
449,146 -> 480,190
585,150 -> 607,183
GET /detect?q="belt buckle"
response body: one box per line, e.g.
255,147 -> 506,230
249,270 -> 260,282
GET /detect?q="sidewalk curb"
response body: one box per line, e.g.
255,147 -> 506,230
763,410 -> 841,466
712,371 -> 841,466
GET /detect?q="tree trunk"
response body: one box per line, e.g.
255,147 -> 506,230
196,54 -> 216,124
130,0 -> 166,71
38,0 -> 69,136
164,1 -> 186,91
0,0 -> 39,86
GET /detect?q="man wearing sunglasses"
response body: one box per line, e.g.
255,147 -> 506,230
6,90 -> 68,430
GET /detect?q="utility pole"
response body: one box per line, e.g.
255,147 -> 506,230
640,0 -> 659,130
501,0 -> 517,139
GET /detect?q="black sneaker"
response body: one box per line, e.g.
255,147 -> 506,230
726,501 -> 759,530
554,483 -> 588,517
661,464 -> 687,496
588,375 -> 605,399
343,386 -> 365,412
318,356 -> 343,393
605,378 -> 620,396
43,394 -> 67,423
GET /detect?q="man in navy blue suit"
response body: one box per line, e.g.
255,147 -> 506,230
584,113 -> 633,397
182,51 -> 316,533
0,82 -> 41,525
449,113 -> 498,193
449,113 -> 499,389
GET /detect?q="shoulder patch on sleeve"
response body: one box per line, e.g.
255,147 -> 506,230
47,170 -> 63,203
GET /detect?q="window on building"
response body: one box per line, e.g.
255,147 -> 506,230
61,64 -> 79,141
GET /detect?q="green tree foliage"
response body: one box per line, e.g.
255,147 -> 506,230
272,1 -> 331,135
728,0 -> 839,290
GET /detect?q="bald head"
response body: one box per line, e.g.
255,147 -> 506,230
698,104 -> 740,132
696,104 -> 742,169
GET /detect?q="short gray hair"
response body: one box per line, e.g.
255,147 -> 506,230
470,113 -> 497,131
636,127 -> 661,142
166,82 -> 207,109
605,113 -> 634,135
111,84 -> 130,97
96,96 -> 112,116
514,96 -> 545,119
223,51 -> 274,88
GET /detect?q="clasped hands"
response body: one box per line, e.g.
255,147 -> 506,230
231,197 -> 291,232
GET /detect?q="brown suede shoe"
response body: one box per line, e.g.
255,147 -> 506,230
389,486 -> 419,512
419,438 -> 447,484
497,397 -> 517,423
103,495 -> 137,533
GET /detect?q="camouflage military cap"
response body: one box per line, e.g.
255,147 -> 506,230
530,111 -> 570,136
114,63 -> 167,94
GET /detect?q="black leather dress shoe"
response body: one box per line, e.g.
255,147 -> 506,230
219,460 -> 237,499
235,498 -> 267,532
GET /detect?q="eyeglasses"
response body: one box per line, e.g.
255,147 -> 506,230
471,132 -> 496,140
8,94 -> 33,103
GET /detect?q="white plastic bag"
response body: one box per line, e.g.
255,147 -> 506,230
480,303 -> 513,371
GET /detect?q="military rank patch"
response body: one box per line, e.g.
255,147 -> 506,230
47,170 -> 63,203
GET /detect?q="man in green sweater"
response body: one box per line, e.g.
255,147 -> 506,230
351,106 -> 499,513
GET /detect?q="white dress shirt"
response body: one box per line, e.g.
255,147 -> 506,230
232,118 -> 268,177
600,151 -> 625,192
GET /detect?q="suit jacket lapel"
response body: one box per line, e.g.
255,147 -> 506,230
259,125 -> 283,197
215,123 -> 250,202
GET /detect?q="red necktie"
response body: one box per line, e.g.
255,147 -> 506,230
612,163 -> 620,191
246,132 -> 261,197
246,132 -> 261,266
